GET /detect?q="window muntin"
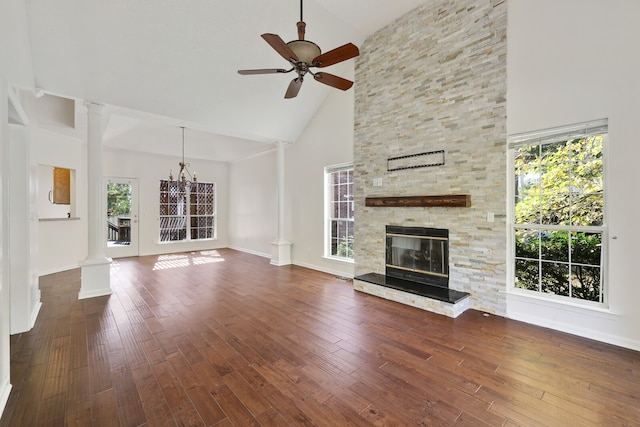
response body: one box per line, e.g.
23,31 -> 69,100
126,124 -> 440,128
189,182 -> 215,240
159,180 -> 215,242
511,123 -> 606,304
325,165 -> 354,260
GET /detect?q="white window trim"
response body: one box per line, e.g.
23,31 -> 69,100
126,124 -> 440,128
158,180 -> 217,244
506,119 -> 609,308
324,162 -> 354,261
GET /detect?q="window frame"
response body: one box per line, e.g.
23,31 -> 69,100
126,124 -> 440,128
159,179 -> 216,243
324,163 -> 355,262
507,119 -> 608,307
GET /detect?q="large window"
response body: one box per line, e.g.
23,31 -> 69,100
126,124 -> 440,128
159,180 -> 215,242
325,164 -> 354,260
510,120 -> 607,304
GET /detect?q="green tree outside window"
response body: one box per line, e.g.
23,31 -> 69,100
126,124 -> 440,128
514,135 -> 604,303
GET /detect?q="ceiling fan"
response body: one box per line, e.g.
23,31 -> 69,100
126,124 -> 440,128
237,0 -> 360,99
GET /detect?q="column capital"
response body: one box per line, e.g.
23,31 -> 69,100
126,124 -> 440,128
84,101 -> 105,114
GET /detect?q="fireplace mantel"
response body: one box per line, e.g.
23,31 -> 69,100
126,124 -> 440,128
365,194 -> 471,208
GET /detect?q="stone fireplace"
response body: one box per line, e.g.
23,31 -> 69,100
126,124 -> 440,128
352,0 -> 508,317
354,225 -> 471,318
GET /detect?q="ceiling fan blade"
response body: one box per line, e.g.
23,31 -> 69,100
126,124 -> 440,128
237,68 -> 288,75
313,72 -> 353,91
285,77 -> 303,99
261,33 -> 299,62
312,43 -> 359,67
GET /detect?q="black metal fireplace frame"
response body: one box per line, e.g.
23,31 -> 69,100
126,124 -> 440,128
385,225 -> 449,288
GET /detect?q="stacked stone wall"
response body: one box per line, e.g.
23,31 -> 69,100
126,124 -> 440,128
353,0 -> 508,314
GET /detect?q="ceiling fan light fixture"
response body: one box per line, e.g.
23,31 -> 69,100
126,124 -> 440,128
286,40 -> 321,64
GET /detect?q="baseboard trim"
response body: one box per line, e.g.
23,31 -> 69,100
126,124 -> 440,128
506,292 -> 640,352
38,264 -> 79,277
227,246 -> 271,259
228,247 -> 355,278
507,311 -> 640,352
291,260 -> 354,279
30,301 -> 42,330
78,288 -> 113,300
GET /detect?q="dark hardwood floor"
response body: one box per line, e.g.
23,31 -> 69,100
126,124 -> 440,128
1,249 -> 639,426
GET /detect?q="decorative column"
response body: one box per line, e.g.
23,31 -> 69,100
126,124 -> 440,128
270,141 -> 292,266
78,102 -> 112,299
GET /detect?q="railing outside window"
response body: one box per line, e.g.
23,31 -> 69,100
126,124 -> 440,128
159,180 -> 215,242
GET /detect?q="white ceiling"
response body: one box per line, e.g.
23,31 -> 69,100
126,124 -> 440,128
24,0 -> 428,161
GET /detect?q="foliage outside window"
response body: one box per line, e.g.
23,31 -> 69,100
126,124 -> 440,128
159,180 -> 215,242
107,183 -> 131,216
511,121 -> 606,304
326,165 -> 354,260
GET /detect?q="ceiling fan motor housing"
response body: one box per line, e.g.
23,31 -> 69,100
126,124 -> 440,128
287,39 -> 321,64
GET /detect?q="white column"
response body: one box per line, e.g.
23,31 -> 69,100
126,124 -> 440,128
270,141 -> 292,266
86,102 -> 107,260
78,102 -> 112,299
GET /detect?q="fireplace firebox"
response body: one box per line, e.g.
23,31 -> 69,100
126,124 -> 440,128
354,225 -> 470,309
386,225 -> 448,288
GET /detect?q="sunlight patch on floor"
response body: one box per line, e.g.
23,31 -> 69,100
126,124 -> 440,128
192,256 -> 224,265
152,251 -> 225,270
110,260 -> 120,274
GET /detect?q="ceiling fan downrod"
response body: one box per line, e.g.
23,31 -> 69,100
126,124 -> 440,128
297,0 -> 306,40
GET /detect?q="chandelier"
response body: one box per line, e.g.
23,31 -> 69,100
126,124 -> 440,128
169,126 -> 196,188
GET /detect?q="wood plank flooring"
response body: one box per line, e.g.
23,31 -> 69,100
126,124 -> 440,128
1,248 -> 639,426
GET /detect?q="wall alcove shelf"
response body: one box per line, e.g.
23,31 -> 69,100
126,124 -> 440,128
365,194 -> 471,208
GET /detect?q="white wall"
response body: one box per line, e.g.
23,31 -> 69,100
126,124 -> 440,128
34,128 -> 87,275
287,88 -> 355,277
228,149 -> 277,258
102,147 -> 230,256
506,0 -> 640,350
227,87 -> 356,277
1,0 -> 36,415
0,0 -> 35,87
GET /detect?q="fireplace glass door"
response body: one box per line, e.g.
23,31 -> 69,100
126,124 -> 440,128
385,226 -> 449,287
388,235 -> 447,276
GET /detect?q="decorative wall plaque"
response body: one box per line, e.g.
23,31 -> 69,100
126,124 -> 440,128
387,150 -> 445,172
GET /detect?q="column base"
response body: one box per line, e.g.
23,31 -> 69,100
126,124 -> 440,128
78,258 -> 113,300
270,241 -> 292,266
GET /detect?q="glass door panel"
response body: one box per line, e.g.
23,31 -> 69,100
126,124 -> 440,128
106,177 -> 138,258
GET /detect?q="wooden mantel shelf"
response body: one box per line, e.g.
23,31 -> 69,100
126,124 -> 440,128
365,194 -> 471,208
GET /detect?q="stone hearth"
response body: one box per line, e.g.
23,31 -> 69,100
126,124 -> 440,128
354,273 -> 471,318
353,273 -> 471,317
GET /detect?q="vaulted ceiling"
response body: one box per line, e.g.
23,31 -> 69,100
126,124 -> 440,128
24,0 -> 428,161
